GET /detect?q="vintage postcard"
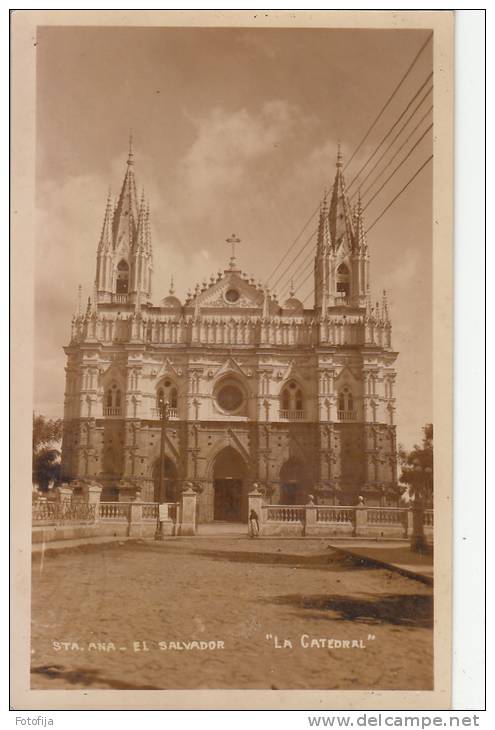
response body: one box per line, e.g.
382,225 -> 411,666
11,10 -> 453,710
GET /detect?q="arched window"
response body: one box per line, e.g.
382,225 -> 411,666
105,383 -> 122,415
338,387 -> 355,420
336,263 -> 350,299
156,379 -> 178,417
280,380 -> 304,419
116,260 -> 129,294
282,389 -> 290,411
169,387 -> 178,409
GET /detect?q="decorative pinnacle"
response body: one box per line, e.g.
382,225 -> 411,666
336,141 -> 343,168
127,131 -> 134,166
77,284 -> 82,316
170,275 -> 175,295
289,279 -> 295,298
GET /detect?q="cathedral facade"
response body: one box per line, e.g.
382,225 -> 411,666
61,145 -> 399,522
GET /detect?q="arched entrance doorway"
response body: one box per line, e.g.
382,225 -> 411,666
280,458 -> 308,505
153,457 -> 179,503
212,447 -> 247,522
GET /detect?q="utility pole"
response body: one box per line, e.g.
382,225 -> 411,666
155,400 -> 170,540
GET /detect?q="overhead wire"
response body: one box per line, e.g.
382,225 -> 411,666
362,123 -> 433,211
344,32 -> 433,171
346,73 -> 433,191
267,34 -> 433,299
276,96 -> 433,298
348,101 -> 433,202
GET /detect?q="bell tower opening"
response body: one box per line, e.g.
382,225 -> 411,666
116,260 -> 129,294
336,263 -> 350,298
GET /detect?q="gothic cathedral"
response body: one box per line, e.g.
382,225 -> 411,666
61,144 -> 399,521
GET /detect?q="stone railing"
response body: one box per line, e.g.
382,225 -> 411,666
70,312 -> 393,351
279,409 -> 305,421
248,489 -> 433,539
32,501 -> 96,524
337,410 -> 356,421
366,507 -> 408,525
141,502 -> 159,520
151,407 -> 178,420
264,505 -> 305,523
316,506 -> 354,523
103,407 -> 122,417
98,502 -> 130,520
32,482 -> 197,543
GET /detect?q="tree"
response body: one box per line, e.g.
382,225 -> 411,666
32,413 -> 63,491
33,414 -> 63,453
33,449 -> 61,492
398,424 -> 433,507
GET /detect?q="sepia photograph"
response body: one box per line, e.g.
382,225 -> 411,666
11,9 -> 455,711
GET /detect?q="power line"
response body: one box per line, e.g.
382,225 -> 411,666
266,34 -> 433,295
365,155 -> 433,233
346,74 -> 433,191
282,256 -> 315,298
344,33 -> 433,171
271,227 -> 318,291
349,102 -> 433,203
265,205 -> 319,286
362,124 -> 433,211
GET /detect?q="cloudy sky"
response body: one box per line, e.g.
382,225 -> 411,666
35,25 -> 433,450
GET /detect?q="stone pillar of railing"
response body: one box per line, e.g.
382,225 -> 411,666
128,494 -> 143,537
178,483 -> 197,536
354,495 -> 367,537
81,482 -> 102,522
304,494 -> 316,537
248,485 -> 264,536
54,484 -> 73,504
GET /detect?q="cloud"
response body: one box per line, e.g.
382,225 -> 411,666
177,101 -> 306,213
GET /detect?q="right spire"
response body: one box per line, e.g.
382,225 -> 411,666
314,144 -> 371,311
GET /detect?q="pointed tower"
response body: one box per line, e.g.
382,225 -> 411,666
94,138 -> 153,305
314,147 -> 370,310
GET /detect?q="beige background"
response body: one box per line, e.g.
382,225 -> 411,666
11,9 -> 453,710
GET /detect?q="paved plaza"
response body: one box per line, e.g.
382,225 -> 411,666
31,539 -> 433,691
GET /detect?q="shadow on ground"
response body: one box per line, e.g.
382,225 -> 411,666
31,663 -> 161,690
267,593 -> 433,628
185,547 -> 372,572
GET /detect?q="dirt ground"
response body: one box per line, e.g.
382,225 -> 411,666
31,538 -> 433,690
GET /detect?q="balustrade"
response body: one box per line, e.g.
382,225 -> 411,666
141,503 -> 158,520
316,506 -> 354,523
32,501 -> 96,523
337,410 -> 356,421
279,409 -> 305,421
151,407 -> 178,420
98,502 -> 130,520
366,507 -> 407,525
264,506 -> 305,522
103,407 -> 122,417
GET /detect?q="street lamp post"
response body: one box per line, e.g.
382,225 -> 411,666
410,462 -> 433,553
154,400 -> 170,541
